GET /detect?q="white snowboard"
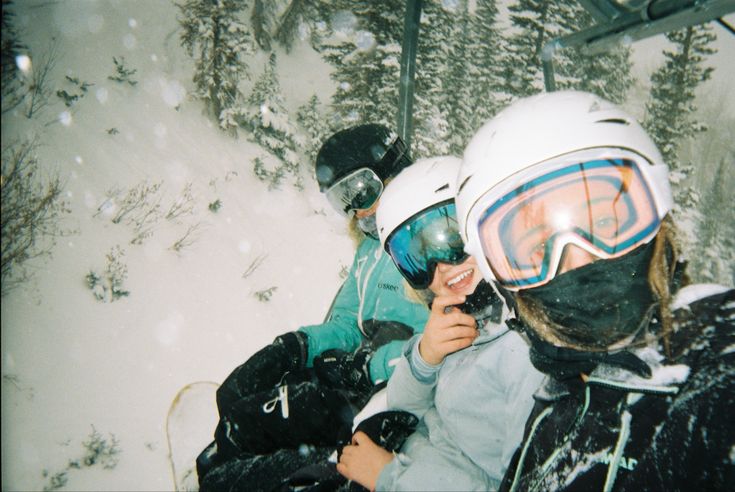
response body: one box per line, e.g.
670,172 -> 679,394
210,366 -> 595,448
166,381 -> 220,492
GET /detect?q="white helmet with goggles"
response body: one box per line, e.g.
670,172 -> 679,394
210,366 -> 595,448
456,90 -> 674,291
377,156 -> 466,289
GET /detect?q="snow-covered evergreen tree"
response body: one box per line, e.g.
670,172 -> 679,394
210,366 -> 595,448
296,94 -> 332,166
690,157 -> 735,285
459,0 -> 505,143
411,0 -> 457,158
274,0 -> 332,52
320,1 -> 406,129
177,0 -> 254,131
643,25 -> 716,172
642,24 -> 717,264
250,0 -> 279,51
245,53 -> 305,188
501,0 -> 633,103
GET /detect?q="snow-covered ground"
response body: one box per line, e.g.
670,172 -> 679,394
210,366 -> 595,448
2,2 -> 352,490
1,2 -> 733,491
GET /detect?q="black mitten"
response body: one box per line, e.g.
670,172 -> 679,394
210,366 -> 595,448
217,331 -> 309,413
313,349 -> 373,392
217,380 -> 357,456
352,410 -> 419,454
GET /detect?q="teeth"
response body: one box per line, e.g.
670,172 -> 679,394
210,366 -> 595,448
447,269 -> 472,287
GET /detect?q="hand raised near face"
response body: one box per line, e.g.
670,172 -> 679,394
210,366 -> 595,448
418,294 -> 478,366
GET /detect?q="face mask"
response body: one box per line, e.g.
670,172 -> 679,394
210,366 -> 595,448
357,214 -> 378,239
519,241 -> 656,351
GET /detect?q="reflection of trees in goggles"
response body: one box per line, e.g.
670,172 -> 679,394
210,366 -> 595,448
387,201 -> 467,288
478,159 -> 660,289
325,168 -> 383,215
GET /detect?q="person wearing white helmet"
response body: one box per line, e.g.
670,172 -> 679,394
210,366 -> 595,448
337,156 -> 544,491
455,90 -> 734,491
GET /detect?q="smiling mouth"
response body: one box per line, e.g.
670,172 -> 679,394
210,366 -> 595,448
447,268 -> 473,287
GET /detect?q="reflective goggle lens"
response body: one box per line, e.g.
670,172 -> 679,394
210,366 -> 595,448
478,158 -> 661,290
325,168 -> 384,216
386,201 -> 467,289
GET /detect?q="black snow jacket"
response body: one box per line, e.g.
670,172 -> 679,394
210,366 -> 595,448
500,285 -> 735,492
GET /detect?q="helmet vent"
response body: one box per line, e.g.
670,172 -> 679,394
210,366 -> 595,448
596,118 -> 629,126
434,183 -> 449,193
458,175 -> 472,193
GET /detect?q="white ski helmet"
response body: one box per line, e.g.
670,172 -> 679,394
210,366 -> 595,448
377,155 -> 466,289
377,155 -> 461,249
456,90 -> 674,289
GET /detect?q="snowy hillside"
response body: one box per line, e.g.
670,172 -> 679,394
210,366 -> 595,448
1,1 -> 352,491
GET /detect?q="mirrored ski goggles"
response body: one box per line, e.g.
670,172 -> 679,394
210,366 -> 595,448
386,201 -> 468,289
325,167 -> 384,216
477,156 -> 662,290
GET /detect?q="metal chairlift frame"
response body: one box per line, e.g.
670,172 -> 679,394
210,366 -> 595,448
395,0 -> 735,150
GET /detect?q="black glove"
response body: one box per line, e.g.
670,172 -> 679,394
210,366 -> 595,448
313,349 -> 373,392
216,331 -> 309,412
353,410 -> 418,453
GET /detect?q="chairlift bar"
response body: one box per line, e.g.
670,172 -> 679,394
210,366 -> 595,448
397,0 -> 423,153
543,0 -> 735,91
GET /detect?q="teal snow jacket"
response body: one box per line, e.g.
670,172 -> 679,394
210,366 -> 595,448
299,236 -> 429,384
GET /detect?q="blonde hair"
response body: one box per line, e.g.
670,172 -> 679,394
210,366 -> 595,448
347,216 -> 365,248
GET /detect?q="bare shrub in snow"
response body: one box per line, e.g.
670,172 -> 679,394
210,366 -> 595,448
242,253 -> 267,279
169,221 -> 205,253
42,426 -> 121,491
108,56 -> 137,86
86,246 -> 130,302
1,139 -> 68,296
165,182 -> 195,220
254,286 -> 277,302
111,180 -> 162,225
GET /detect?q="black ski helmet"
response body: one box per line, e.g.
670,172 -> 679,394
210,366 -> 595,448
315,124 -> 411,192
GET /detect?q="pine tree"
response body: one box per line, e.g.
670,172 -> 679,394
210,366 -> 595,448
177,0 -> 254,131
296,94 -> 332,166
501,0 -> 633,102
1,0 -> 27,113
642,24 -> 717,261
411,0 -> 456,158
245,53 -> 305,188
691,157 -> 735,284
321,0 -> 406,129
250,0 -> 278,51
459,0 -> 505,142
501,0 -> 551,97
274,0 -> 332,52
643,25 -> 716,172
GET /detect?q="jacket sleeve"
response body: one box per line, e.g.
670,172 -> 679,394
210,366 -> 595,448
298,242 -> 369,366
367,339 -> 406,384
385,336 -> 438,419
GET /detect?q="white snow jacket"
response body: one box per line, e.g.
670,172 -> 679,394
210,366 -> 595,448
376,322 -> 545,491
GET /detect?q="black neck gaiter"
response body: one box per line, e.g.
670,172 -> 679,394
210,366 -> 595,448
519,241 -> 657,351
458,279 -> 504,325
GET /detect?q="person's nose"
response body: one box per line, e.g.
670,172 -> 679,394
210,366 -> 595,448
558,243 -> 597,275
436,262 -> 453,273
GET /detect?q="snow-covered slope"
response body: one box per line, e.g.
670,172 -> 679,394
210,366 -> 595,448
1,1 -> 350,490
